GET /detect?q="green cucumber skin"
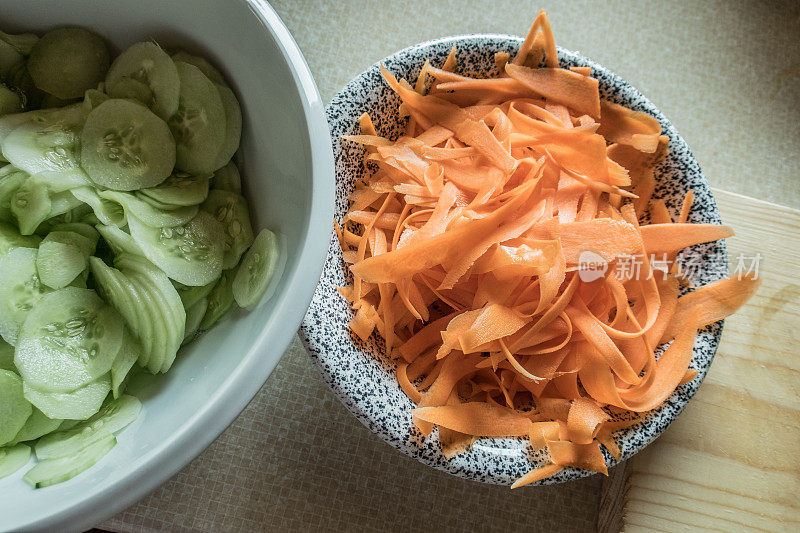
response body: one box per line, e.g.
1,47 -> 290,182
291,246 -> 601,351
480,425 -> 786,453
24,434 -> 116,488
35,394 -> 140,460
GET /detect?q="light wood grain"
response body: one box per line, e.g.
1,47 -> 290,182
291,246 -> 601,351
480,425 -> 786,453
620,190 -> 800,532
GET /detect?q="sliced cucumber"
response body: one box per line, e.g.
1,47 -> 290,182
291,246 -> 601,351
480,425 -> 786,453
23,374 -> 111,421
0,247 -> 50,345
80,99 -> 176,191
99,189 -> 198,228
127,210 -> 225,286
0,30 -> 39,56
200,268 -> 235,330
126,273 -> 166,372
171,51 -> 226,86
80,212 -> 101,226
43,230 -> 94,256
182,296 -> 207,344
201,189 -> 254,269
15,287 -> 123,392
30,168 -> 93,192
34,203 -> 94,236
2,122 -> 81,176
36,240 -> 87,289
0,369 -> 33,445
0,113 -> 31,149
116,254 -> 185,373
140,171 -> 210,207
49,189 -> 84,220
105,42 -> 180,120
176,278 -> 215,309
168,61 -> 226,174
82,88 -> 109,114
24,433 -> 115,488
95,224 -> 142,257
35,394 -> 140,459
0,41 -> 23,78
70,186 -> 125,227
11,178 -> 51,235
134,191 -> 187,212
0,103 -> 83,147
0,338 -> 13,371
0,220 -> 41,256
2,123 -> 84,179
211,161 -> 241,194
213,84 -> 241,170
47,222 -> 99,251
0,443 -> 30,480
0,167 -> 28,222
68,269 -> 89,289
232,229 -> 280,308
40,94 -> 78,109
27,27 -> 109,100
111,331 -> 140,398
88,256 -> 154,369
107,76 -> 151,103
9,408 -> 61,445
0,83 -> 24,115
57,420 -> 80,431
4,61 -> 44,110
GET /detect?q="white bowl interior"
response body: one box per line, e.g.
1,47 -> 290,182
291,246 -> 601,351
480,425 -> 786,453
0,1 -> 333,530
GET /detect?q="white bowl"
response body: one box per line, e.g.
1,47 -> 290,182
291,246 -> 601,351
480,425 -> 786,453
0,1 -> 333,531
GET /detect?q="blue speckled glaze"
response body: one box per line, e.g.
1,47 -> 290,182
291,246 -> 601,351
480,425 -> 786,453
300,35 -> 727,486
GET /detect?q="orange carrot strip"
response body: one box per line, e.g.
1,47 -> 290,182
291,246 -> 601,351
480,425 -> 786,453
662,272 -> 761,341
397,362 -> 423,403
455,119 -> 518,174
597,100 -> 662,153
639,223 -> 734,256
547,439 -> 608,475
413,402 -> 533,437
458,304 -> 529,352
351,180 -> 536,283
567,297 -> 641,385
511,463 -> 564,489
349,303 -> 379,341
566,398 -> 609,445
505,63 -> 601,118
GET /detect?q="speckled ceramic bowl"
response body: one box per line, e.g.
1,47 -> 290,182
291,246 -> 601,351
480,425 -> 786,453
300,35 -> 727,486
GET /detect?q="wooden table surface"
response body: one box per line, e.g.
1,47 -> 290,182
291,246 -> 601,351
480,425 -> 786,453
104,1 -> 800,531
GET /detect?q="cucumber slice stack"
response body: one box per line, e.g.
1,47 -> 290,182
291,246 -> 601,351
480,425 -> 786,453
0,24 -> 281,488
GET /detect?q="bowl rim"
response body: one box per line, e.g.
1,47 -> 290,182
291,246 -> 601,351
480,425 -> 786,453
302,32 -> 725,486
11,1 -> 335,531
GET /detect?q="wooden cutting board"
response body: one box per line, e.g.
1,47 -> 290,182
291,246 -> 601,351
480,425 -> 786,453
601,190 -> 800,532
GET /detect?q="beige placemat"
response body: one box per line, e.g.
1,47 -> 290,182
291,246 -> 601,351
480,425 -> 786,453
102,336 -> 602,532
103,0 -> 800,531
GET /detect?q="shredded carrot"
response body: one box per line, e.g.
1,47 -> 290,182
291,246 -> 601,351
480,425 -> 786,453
337,9 -> 760,488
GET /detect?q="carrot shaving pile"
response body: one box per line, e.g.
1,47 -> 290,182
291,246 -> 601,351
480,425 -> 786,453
337,10 -> 760,488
